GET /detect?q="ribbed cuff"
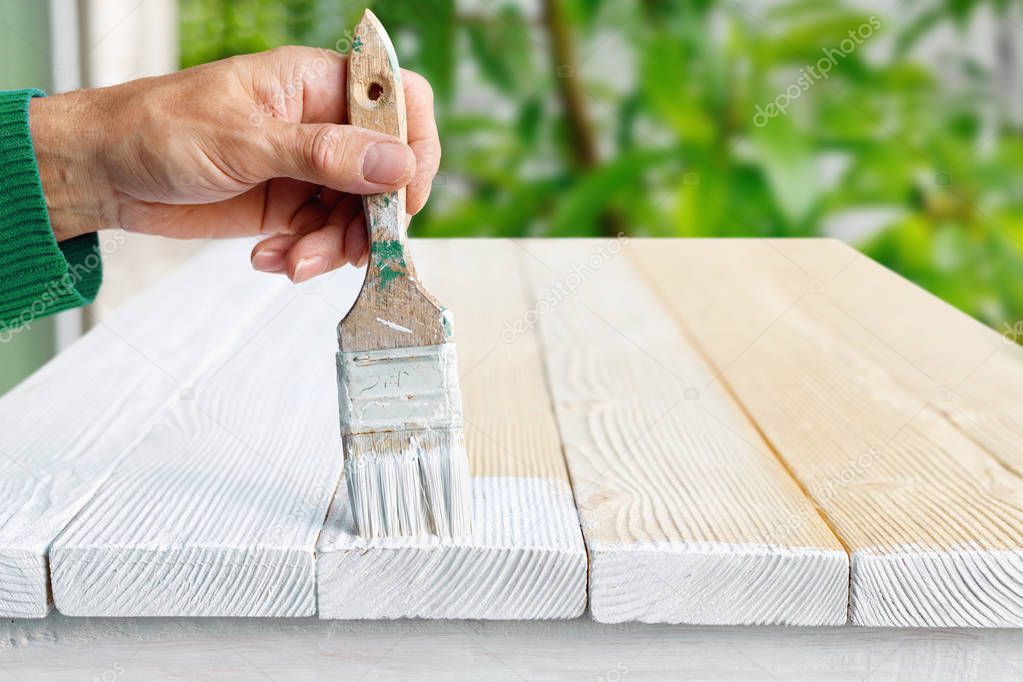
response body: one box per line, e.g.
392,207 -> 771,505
0,89 -> 102,333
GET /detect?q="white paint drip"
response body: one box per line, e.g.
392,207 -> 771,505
375,317 -> 412,334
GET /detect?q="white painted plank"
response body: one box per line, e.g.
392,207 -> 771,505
5,616 -> 1022,681
316,240 -> 587,619
633,239 -> 1023,627
521,239 -> 848,625
49,264 -> 364,617
0,239 -> 285,617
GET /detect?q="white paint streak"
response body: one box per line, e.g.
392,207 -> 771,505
589,541 -> 848,625
336,343 -> 463,433
851,548 -> 1023,627
316,476 -> 587,619
375,317 -> 412,334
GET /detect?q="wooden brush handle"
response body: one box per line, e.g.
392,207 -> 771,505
347,9 -> 408,244
339,10 -> 447,353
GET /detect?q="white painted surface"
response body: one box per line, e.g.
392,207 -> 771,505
318,476 -> 586,619
2,616 -> 1022,681
50,264 -> 364,617
590,543 -> 847,625
853,548 -> 1023,628
0,240 -> 285,617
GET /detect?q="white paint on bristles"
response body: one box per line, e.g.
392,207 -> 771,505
342,429 -> 473,540
338,343 -> 472,538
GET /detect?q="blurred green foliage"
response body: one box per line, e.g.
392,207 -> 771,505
180,0 -> 1023,333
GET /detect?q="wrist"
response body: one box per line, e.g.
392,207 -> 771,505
29,91 -> 118,242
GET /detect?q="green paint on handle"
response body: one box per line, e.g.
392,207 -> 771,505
440,308 -> 454,339
373,238 -> 406,291
352,35 -> 363,53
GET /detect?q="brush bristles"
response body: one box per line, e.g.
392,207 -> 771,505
344,428 -> 472,538
337,343 -> 472,538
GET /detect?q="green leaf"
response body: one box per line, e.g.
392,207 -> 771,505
746,114 -> 821,228
549,148 -> 677,235
464,7 -> 532,93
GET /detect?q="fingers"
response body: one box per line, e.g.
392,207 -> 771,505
249,201 -> 328,273
252,47 -> 440,213
256,120 -> 416,195
250,233 -> 302,273
259,178 -> 321,234
402,70 -> 441,215
250,196 -> 368,280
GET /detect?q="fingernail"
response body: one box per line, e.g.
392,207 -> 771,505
252,249 -> 284,272
293,255 -> 329,283
363,142 -> 412,184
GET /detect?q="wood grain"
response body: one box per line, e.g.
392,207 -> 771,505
798,241 -> 1023,476
317,240 -> 587,619
0,239 -> 287,617
633,238 -> 1023,627
49,263 -> 364,616
521,239 -> 847,625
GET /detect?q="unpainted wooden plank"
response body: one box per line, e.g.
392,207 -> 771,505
0,239 -> 287,617
522,239 -> 847,625
48,261 -> 363,617
633,239 -> 1023,627
790,241 -> 1023,475
316,240 -> 587,619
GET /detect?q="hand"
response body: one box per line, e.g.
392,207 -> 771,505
28,46 -> 441,282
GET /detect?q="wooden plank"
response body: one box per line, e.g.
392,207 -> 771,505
0,239 -> 286,617
521,239 -> 847,625
4,616 -> 1023,681
792,241 -> 1023,475
316,240 -> 587,619
49,262 -> 364,616
633,238 -> 1023,627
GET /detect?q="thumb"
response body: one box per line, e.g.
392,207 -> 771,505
257,121 -> 416,193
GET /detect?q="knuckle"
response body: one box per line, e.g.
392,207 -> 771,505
404,70 -> 433,104
269,45 -> 301,61
307,126 -> 347,176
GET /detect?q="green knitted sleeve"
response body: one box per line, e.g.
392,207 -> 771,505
0,89 -> 101,335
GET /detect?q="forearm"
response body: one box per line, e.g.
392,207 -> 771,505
29,90 -> 117,242
0,89 -> 102,332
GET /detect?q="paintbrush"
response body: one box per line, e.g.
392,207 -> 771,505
336,9 -> 472,538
